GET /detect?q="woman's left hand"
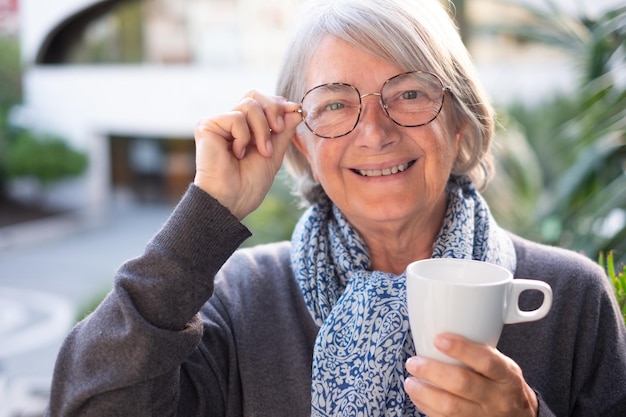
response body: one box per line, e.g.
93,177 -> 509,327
404,333 -> 538,417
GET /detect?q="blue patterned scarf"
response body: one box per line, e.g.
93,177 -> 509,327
290,175 -> 516,416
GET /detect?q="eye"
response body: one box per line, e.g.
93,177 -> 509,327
310,101 -> 346,118
400,90 -> 423,100
326,102 -> 345,111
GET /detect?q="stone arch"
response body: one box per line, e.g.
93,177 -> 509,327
36,0 -> 133,64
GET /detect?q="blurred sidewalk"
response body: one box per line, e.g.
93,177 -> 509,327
0,202 -> 174,416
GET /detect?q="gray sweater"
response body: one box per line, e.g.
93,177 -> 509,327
47,185 -> 626,416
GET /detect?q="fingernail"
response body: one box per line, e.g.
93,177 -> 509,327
404,376 -> 420,391
266,139 -> 273,155
435,335 -> 451,351
276,115 -> 285,131
239,147 -> 246,159
406,356 -> 423,370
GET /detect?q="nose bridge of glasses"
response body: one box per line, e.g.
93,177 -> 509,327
359,91 -> 388,113
360,91 -> 382,100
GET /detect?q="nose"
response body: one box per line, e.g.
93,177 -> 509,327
353,93 -> 396,148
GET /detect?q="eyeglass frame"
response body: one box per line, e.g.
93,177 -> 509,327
296,70 -> 452,139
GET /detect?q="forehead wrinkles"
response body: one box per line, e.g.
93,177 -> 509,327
305,40 -> 402,94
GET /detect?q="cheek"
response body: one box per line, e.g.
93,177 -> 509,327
310,143 -> 334,183
310,140 -> 353,190
428,122 -> 460,166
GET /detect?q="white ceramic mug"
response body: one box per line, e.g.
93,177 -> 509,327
406,258 -> 552,365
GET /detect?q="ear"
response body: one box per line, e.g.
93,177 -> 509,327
293,129 -> 311,159
292,129 -> 319,183
454,125 -> 465,151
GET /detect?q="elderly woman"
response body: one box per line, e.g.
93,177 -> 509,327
47,0 -> 626,416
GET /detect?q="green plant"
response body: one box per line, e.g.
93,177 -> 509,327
483,1 -> 626,266
599,251 -> 626,324
4,131 -> 88,186
0,35 -> 22,195
1,35 -> 89,196
242,170 -> 303,246
75,285 -> 112,323
0,36 -> 21,109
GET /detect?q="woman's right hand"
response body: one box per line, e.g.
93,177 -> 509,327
193,91 -> 302,220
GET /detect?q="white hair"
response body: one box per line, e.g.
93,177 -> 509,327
277,0 -> 495,204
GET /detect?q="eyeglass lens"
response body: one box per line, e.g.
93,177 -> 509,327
299,71 -> 445,139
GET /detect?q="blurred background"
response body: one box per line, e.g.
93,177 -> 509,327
0,0 -> 624,415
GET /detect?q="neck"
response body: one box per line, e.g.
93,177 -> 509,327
354,198 -> 447,275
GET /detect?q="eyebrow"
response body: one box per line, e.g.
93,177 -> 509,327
315,82 -> 354,92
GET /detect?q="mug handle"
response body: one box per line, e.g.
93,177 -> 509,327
504,279 -> 553,324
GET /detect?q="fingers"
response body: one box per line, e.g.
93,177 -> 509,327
433,334 -> 508,381
405,377 -> 477,417
192,90 -> 301,220
405,355 -> 489,408
234,96 -> 272,158
234,90 -> 301,158
405,334 -> 539,417
194,91 -> 299,166
436,334 -> 539,414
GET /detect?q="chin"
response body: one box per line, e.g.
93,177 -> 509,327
345,196 -> 418,224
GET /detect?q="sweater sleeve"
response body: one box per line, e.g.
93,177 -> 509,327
46,184 -> 252,417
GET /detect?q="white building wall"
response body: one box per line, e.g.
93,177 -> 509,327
15,0 -> 289,211
13,0 -> 622,212
13,64 -> 280,209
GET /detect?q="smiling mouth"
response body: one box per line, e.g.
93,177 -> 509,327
353,160 -> 416,177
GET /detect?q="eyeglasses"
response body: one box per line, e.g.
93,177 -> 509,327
297,71 -> 450,139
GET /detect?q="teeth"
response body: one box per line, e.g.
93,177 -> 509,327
358,162 -> 410,177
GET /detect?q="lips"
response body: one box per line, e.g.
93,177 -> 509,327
353,160 -> 415,177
